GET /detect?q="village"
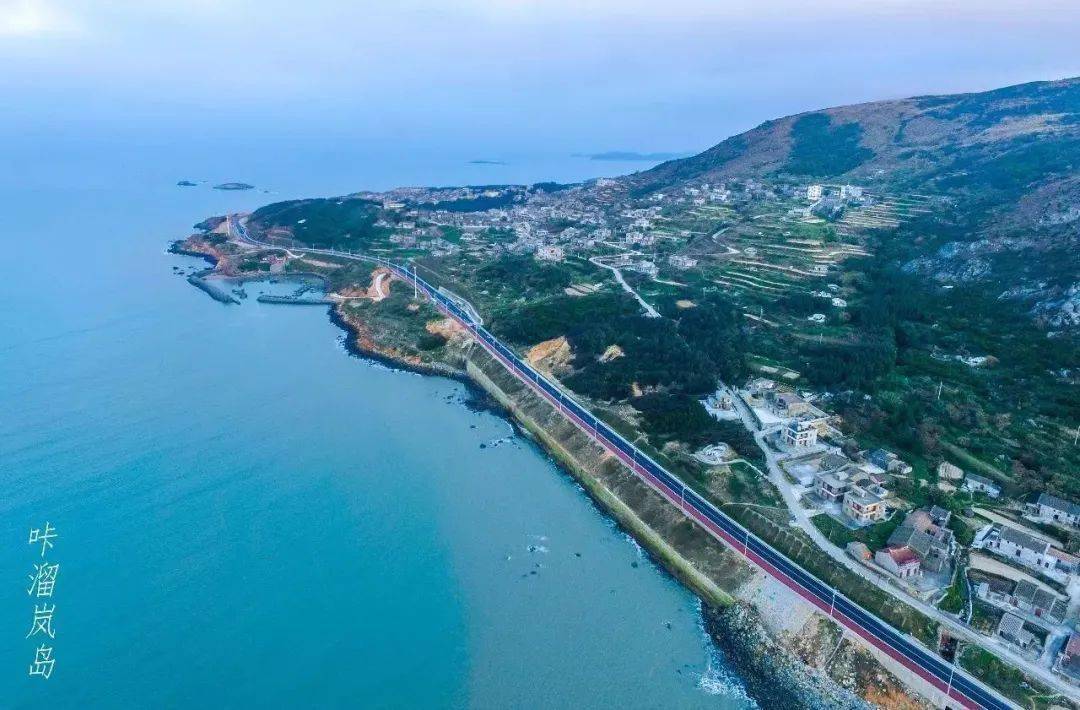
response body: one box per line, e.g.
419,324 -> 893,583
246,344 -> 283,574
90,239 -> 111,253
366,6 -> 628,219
243,167 -> 1080,698
354,177 -> 885,284
702,375 -> 1080,686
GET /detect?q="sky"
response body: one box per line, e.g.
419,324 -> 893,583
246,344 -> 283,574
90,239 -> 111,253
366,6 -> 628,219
2,0 -> 1079,177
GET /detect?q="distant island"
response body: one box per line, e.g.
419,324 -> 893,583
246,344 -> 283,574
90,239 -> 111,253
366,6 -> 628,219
213,182 -> 255,191
177,180 -> 198,187
468,159 -> 507,165
578,150 -> 687,162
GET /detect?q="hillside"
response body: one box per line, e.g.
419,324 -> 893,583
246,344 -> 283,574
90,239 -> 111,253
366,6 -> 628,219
191,77 -> 1080,705
626,77 -> 1080,328
228,76 -> 1078,505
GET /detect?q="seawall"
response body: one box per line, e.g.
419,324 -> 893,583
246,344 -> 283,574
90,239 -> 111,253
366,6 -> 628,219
186,275 -> 239,304
465,350 -> 738,609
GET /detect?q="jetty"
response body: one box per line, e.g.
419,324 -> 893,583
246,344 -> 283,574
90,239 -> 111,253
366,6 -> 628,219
187,275 -> 239,304
256,294 -> 334,305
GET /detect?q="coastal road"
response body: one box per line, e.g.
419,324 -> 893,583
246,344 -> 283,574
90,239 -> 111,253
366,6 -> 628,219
228,216 -> 1018,710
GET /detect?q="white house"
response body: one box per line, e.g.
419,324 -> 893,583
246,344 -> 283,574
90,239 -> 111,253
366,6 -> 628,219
806,184 -> 823,201
1028,493 -> 1080,528
963,473 -> 1001,498
977,524 -> 1079,582
840,184 -> 864,200
783,419 -> 818,448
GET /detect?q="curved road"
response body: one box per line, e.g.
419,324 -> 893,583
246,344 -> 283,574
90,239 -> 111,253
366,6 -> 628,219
229,216 -> 1018,710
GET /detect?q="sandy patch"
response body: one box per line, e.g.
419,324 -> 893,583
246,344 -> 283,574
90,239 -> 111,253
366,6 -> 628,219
425,317 -> 465,342
333,267 -> 395,301
368,268 -> 392,301
564,283 -> 601,297
676,299 -> 697,309
335,286 -> 368,299
526,336 -> 573,373
598,344 -> 624,363
300,257 -> 343,269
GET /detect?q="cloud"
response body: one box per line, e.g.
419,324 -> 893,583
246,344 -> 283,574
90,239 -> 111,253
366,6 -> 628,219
0,0 -> 80,38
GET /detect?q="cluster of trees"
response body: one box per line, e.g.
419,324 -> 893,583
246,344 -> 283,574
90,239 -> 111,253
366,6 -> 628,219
250,198 -> 382,250
791,267 -> 935,387
490,291 -> 746,402
474,255 -> 575,299
796,334 -> 897,387
428,192 -> 516,212
784,113 -> 874,176
632,393 -> 729,449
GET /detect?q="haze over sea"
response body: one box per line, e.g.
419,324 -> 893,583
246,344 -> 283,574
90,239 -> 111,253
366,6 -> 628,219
0,136 -> 753,708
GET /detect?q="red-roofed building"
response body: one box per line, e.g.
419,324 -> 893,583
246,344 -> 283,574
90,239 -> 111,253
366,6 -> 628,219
875,545 -> 921,579
1054,632 -> 1080,682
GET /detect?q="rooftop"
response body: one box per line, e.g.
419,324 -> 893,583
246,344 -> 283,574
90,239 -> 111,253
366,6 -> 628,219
998,525 -> 1051,554
1036,492 -> 1080,517
886,545 -> 920,566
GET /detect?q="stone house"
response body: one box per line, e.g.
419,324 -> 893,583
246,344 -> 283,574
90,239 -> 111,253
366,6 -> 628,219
887,509 -> 954,573
1028,493 -> 1080,528
997,613 -> 1038,652
875,545 -> 921,579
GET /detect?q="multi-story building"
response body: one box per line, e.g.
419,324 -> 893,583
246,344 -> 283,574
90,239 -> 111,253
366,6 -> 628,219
535,245 -> 565,262
767,391 -> 810,417
815,473 -> 849,503
887,509 -> 955,573
668,255 -> 698,270
783,420 -> 818,448
840,184 -> 864,200
1054,633 -> 1080,682
843,485 -> 887,525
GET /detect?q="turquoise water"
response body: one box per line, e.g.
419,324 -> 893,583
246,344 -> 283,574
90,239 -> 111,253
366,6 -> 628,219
0,157 -> 752,708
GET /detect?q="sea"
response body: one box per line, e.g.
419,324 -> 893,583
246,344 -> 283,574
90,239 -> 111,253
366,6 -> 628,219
0,138 -> 754,708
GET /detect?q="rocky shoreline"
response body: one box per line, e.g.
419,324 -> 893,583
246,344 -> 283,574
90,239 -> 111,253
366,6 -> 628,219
324,295 -> 929,709
704,603 -> 871,710
173,238 -> 932,709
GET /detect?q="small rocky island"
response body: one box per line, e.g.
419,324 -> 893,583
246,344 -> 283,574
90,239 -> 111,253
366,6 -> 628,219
213,182 -> 255,191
